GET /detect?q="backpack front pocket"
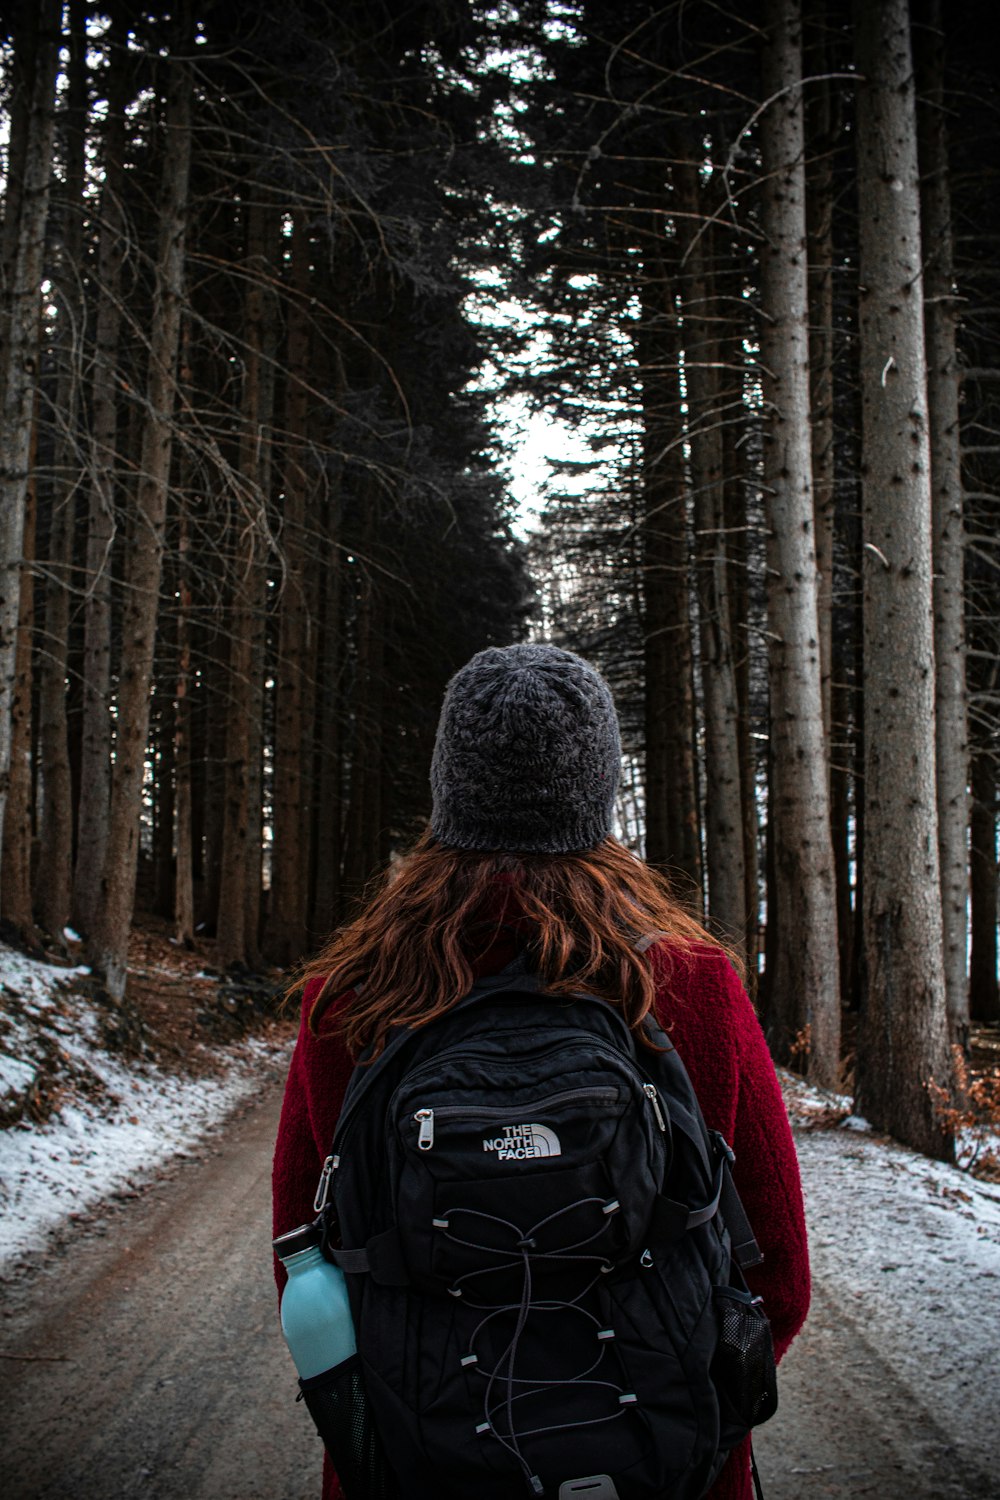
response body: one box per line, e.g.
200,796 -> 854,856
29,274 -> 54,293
391,1080 -> 647,1293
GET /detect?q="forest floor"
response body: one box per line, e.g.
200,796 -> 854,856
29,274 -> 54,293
1,934 -> 1000,1497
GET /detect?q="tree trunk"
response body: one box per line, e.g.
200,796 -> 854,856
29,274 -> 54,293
311,496 -> 343,937
199,626 -> 226,933
853,0 -> 953,1156
914,0 -> 970,1048
969,735 -> 998,1023
299,545 -> 321,931
806,21 -> 856,1013
174,485 -> 195,948
830,672 -> 855,1008
759,0 -> 841,1086
804,3 -> 837,751
266,213 -> 311,964
73,31 -> 131,936
677,165 -> 746,946
718,252 -> 759,979
0,417 -> 38,936
0,0 -> 60,867
216,200 -> 276,968
87,24 -> 193,1000
243,216 -> 279,969
344,568 -> 387,905
35,0 -> 87,941
153,682 -> 176,918
639,256 -> 701,895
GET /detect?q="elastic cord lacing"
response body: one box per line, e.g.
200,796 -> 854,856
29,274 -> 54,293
434,1196 -> 634,1496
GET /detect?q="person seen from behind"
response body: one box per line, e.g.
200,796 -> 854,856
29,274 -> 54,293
273,643 -> 810,1500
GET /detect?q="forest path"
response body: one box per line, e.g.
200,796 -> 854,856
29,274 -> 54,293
754,1275 -> 994,1499
1,1084 -> 995,1500
0,1077 -> 319,1500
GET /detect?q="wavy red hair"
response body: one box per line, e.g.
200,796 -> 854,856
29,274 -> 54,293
292,832 -> 738,1058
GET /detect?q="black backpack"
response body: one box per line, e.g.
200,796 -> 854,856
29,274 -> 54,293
305,962 -> 777,1500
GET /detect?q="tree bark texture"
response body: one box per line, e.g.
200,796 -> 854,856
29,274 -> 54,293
0,0 -> 60,868
36,0 -> 88,940
88,29 -> 193,1000
677,163 -> 746,945
0,1 -> 39,388
914,0 -> 970,1046
759,0 -> 841,1086
718,260 -> 759,979
73,36 -> 131,937
804,2 -> 837,752
639,258 -> 701,895
853,0 -> 953,1157
0,431 -> 37,935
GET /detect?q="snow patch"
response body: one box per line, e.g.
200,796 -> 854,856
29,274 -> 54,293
0,1052 -> 37,1093
0,942 -> 291,1273
797,1126 -> 1000,1476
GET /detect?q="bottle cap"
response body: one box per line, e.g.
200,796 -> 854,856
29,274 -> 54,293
272,1223 -> 322,1259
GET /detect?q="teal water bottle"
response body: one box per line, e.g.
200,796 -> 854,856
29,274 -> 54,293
273,1223 -> 394,1497
273,1223 -> 356,1378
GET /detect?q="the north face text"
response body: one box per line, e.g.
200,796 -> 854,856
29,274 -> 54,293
482,1123 -> 561,1160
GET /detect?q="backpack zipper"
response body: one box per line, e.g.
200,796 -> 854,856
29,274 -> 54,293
643,1083 -> 667,1132
411,1085 -> 621,1151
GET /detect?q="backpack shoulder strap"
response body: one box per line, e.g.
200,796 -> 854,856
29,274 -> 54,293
641,1012 -> 763,1269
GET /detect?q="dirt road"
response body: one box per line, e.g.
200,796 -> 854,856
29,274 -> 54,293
1,1079 -> 996,1500
0,1073 -> 319,1500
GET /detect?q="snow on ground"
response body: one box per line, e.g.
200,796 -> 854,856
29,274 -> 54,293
782,1071 -> 1000,1476
0,941 -> 292,1273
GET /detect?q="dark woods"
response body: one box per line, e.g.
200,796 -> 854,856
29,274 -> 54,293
0,0 -> 998,1157
0,1 -> 529,991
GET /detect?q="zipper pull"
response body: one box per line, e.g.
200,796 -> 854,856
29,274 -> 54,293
312,1153 -> 339,1212
415,1108 -> 435,1150
643,1084 -> 667,1133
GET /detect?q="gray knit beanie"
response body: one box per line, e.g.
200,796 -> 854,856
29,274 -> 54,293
430,643 -> 621,854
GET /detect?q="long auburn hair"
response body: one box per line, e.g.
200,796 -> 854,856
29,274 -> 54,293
294,831 -> 738,1058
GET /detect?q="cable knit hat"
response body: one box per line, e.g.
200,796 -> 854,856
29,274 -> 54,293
430,644 -> 621,854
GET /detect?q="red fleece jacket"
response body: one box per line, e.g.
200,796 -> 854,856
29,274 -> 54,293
272,936 -> 810,1500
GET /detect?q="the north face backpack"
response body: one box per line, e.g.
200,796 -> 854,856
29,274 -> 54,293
304,962 -> 777,1500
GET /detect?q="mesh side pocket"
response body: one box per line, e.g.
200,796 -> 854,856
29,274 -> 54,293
712,1285 -> 778,1441
299,1354 -> 398,1500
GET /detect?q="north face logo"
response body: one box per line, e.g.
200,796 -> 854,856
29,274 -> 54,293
482,1123 -> 562,1161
